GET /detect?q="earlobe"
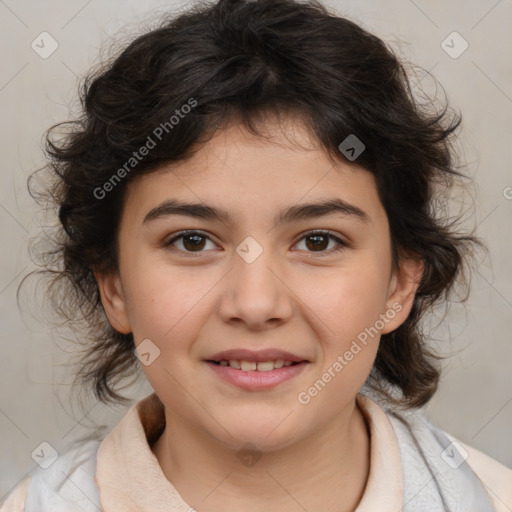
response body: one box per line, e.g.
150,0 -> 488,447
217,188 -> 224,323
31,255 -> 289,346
381,256 -> 424,335
94,270 -> 132,334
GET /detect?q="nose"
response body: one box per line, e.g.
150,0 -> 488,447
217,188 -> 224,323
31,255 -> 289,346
217,241 -> 294,330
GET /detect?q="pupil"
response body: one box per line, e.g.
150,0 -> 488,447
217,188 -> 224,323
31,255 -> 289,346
184,235 -> 205,251
306,235 -> 327,251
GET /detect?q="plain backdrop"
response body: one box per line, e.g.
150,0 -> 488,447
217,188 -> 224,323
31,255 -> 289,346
1,0 -> 511,500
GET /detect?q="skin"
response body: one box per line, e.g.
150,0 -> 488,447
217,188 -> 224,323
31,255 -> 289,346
96,114 -> 423,512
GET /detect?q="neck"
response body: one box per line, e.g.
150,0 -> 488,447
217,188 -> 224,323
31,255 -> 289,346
151,397 -> 371,512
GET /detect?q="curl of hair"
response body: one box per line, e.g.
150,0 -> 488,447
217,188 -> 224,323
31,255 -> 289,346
23,0 -> 485,408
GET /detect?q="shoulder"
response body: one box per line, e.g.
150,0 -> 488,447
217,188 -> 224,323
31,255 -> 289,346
386,402 -> 512,512
0,477 -> 31,512
451,435 -> 512,512
1,438 -> 102,512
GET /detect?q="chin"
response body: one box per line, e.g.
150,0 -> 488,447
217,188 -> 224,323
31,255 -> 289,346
208,415 -> 301,453
222,432 -> 297,455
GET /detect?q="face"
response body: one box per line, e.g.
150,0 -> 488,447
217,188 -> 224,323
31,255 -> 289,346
96,116 -> 423,452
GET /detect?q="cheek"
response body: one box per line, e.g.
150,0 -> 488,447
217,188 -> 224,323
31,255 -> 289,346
298,265 -> 387,402
123,261 -> 210,344
300,258 -> 390,342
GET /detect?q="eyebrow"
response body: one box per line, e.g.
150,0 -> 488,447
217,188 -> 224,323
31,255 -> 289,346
142,198 -> 371,227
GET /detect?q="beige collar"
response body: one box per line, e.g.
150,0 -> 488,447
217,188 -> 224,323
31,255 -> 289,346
95,392 -> 403,511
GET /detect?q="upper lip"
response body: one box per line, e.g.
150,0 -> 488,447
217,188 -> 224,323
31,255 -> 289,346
206,349 -> 308,363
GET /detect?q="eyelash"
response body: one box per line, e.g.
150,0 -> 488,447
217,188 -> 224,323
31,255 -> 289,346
163,230 -> 348,256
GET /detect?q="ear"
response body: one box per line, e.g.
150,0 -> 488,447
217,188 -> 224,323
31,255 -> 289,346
94,269 -> 132,334
380,253 -> 424,335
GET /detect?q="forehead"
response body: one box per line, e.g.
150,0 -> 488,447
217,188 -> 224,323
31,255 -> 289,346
123,117 -> 386,225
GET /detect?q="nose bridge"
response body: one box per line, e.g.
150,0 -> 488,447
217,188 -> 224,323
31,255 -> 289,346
218,234 -> 293,326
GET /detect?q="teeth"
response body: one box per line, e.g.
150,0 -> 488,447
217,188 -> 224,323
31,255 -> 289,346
256,361 -> 274,372
216,359 -> 298,371
240,360 -> 257,371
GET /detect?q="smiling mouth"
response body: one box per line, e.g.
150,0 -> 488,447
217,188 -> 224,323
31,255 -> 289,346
207,359 -> 303,371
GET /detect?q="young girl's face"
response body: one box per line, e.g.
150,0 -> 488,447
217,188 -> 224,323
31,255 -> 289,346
97,115 -> 422,452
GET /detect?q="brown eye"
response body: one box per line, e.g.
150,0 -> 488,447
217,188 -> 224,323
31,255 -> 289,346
164,231 -> 215,253
305,234 -> 329,251
182,234 -> 207,251
294,231 -> 347,254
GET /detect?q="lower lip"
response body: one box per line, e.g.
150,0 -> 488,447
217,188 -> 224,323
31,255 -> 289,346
205,361 -> 309,390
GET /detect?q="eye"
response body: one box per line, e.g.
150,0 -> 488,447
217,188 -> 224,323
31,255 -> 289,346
163,229 -> 348,255
164,230 -> 217,253
293,231 -> 347,254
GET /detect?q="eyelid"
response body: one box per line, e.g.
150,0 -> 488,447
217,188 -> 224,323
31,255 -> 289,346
295,229 -> 348,245
164,229 -> 211,244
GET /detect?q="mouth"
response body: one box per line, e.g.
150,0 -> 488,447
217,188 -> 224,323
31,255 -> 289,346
204,349 -> 310,390
206,359 -> 303,371
206,348 -> 308,366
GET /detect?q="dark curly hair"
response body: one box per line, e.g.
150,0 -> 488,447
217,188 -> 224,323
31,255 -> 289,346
23,0 -> 484,408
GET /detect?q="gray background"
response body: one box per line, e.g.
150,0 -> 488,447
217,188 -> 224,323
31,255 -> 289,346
1,0 -> 511,501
